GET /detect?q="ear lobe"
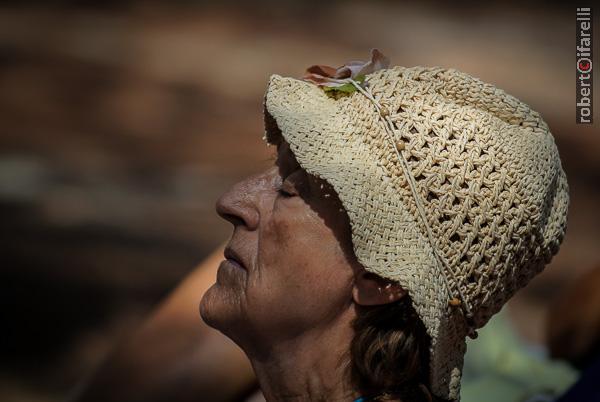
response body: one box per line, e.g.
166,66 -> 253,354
352,270 -> 406,306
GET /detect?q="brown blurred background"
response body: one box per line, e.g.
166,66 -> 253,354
0,1 -> 598,401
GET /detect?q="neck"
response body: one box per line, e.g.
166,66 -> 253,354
246,310 -> 361,402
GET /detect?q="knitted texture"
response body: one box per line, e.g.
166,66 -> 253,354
262,66 -> 569,402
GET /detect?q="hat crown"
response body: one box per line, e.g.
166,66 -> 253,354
363,66 -> 569,329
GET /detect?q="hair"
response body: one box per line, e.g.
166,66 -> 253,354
349,295 -> 447,402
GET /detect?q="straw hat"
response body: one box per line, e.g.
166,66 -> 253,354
262,63 -> 569,401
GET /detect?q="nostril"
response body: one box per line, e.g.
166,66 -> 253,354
222,213 -> 245,227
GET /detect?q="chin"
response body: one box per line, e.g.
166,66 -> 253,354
199,285 -> 221,328
199,284 -> 243,338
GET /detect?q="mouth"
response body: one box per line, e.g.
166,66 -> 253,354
224,246 -> 246,270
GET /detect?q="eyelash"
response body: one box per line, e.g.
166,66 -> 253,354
277,183 -> 296,197
277,179 -> 297,198
277,188 -> 294,198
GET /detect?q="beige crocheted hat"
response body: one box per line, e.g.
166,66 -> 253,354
262,65 -> 569,401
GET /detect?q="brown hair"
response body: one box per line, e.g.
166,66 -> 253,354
349,296 -> 445,402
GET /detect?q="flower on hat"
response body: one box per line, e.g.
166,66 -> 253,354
302,48 -> 390,96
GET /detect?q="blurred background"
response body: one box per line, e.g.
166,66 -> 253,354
0,1 -> 598,401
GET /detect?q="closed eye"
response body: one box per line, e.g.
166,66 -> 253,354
277,187 -> 295,198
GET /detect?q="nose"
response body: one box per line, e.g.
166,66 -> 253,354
216,170 -> 273,231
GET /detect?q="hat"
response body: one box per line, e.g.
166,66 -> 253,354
262,61 -> 569,401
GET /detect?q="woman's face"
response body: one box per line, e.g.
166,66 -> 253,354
200,139 -> 361,352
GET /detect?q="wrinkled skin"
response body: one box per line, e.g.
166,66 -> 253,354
200,139 -> 360,353
200,139 -> 404,401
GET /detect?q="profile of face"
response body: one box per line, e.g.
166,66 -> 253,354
199,138 -> 404,356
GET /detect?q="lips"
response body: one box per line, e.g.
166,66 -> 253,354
224,246 -> 246,270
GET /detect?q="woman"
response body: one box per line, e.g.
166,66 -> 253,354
199,50 -> 570,402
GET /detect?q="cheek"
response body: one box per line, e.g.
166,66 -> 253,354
249,204 -> 354,331
260,204 -> 331,274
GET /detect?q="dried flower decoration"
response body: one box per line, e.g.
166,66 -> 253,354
302,48 -> 390,97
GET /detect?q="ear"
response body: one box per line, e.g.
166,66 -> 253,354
352,269 -> 406,306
